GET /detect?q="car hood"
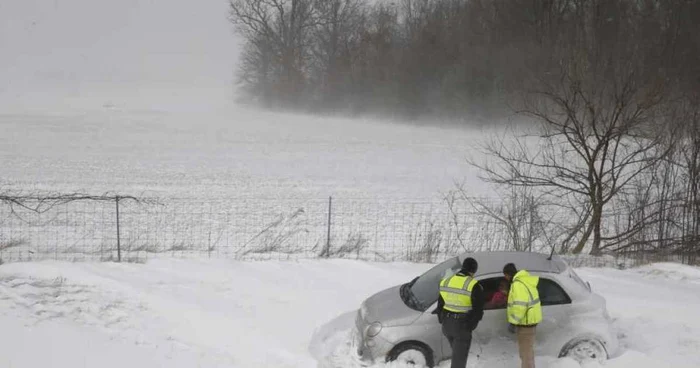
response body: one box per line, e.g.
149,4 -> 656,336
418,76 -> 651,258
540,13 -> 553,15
361,285 -> 422,327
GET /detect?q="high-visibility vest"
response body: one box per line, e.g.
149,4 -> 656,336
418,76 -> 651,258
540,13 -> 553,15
439,274 -> 478,313
507,270 -> 543,326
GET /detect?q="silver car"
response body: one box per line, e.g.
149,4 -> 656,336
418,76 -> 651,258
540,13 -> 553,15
352,251 -> 618,367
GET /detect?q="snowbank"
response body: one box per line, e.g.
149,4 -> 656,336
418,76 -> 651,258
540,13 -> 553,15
0,259 -> 427,367
1,259 -> 699,367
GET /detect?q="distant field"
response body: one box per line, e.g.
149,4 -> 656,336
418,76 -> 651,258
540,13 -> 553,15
0,108 -> 493,201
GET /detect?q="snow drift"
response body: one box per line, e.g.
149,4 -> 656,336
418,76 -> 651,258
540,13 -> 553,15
1,259 -> 698,368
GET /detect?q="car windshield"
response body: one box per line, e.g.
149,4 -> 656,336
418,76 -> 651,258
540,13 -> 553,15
400,257 -> 461,312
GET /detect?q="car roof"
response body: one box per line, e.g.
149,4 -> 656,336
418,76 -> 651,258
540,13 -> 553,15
454,251 -> 568,276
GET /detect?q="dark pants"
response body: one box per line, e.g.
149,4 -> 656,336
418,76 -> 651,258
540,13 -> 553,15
441,314 -> 474,368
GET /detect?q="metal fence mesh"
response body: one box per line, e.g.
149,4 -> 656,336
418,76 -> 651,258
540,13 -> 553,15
0,196 -> 514,263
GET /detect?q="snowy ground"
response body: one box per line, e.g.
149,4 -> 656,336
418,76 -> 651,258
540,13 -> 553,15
1,259 -> 698,368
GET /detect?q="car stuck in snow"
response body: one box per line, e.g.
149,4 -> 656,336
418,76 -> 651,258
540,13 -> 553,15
352,251 -> 618,367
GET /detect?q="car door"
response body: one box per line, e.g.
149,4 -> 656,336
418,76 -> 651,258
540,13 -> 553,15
472,275 -> 574,358
533,277 -> 573,354
473,275 -> 510,342
471,275 -> 515,360
423,299 -> 454,360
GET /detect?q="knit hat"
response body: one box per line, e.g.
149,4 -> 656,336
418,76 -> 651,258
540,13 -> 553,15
461,257 -> 478,274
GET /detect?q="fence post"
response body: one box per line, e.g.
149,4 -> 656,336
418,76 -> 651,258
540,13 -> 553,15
324,196 -> 332,258
115,196 -> 121,263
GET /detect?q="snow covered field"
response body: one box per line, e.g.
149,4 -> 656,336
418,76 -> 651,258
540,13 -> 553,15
0,107 -> 491,200
1,259 -> 698,368
1,0 -> 492,201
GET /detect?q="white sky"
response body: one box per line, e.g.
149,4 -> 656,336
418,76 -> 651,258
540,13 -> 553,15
0,0 -> 242,112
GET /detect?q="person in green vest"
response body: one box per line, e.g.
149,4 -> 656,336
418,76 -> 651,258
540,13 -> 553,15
503,263 -> 543,368
436,257 -> 484,368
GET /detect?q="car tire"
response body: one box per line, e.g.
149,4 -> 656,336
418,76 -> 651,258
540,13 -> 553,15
558,336 -> 608,364
386,342 -> 434,368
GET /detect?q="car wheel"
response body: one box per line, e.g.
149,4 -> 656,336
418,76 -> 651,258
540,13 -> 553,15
559,337 -> 608,364
386,342 -> 434,368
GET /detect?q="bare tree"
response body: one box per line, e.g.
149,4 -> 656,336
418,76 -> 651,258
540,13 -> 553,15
309,0 -> 365,108
603,92 -> 700,263
351,2 -> 400,112
471,0 -> 677,255
474,71 -> 671,255
674,94 -> 700,263
454,184 -> 551,253
230,0 -> 320,105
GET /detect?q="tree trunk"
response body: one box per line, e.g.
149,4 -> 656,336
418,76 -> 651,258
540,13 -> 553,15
591,206 -> 603,255
572,216 -> 595,254
590,177 -> 605,255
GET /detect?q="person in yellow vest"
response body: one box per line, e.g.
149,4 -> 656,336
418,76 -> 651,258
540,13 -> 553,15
503,263 -> 543,368
436,257 -> 484,368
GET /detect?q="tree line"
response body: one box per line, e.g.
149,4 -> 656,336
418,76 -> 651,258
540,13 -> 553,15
229,0 -> 698,121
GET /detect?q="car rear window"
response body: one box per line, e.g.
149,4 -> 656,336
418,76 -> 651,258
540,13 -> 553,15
538,278 -> 572,305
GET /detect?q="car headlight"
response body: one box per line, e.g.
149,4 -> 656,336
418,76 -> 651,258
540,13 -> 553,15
366,322 -> 383,337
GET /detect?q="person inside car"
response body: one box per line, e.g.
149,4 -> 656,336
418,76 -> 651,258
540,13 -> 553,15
486,279 -> 509,309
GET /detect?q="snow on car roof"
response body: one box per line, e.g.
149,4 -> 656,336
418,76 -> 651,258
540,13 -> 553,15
455,251 -> 568,276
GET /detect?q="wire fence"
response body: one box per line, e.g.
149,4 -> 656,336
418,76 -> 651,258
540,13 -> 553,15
2,193 -> 697,267
0,195 -> 516,263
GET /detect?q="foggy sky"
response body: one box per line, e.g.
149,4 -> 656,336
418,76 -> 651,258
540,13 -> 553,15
0,0 -> 242,113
